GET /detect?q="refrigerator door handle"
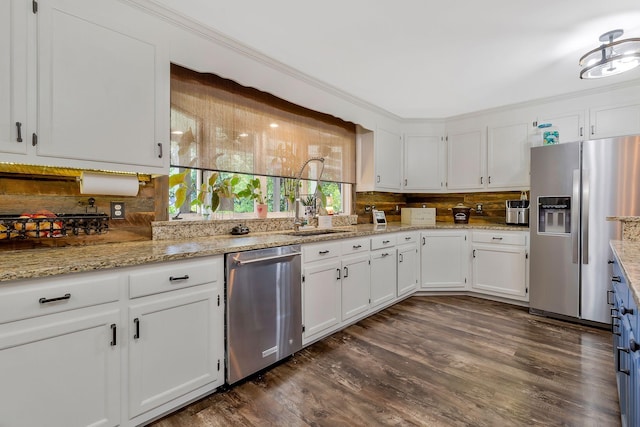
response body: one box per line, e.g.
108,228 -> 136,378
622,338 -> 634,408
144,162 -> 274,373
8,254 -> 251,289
572,169 -> 580,264
582,168 -> 589,264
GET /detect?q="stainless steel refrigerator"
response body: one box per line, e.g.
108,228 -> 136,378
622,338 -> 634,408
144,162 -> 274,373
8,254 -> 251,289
530,135 -> 640,324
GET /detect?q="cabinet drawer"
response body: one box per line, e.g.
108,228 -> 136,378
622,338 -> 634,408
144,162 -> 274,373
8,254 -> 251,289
0,272 -> 120,324
472,231 -> 526,246
303,241 -> 342,263
371,234 -> 397,250
396,232 -> 418,245
129,257 -> 220,299
341,237 -> 370,254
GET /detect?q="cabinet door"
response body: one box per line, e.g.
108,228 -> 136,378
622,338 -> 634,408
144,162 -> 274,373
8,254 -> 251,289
0,0 -> 28,155
472,244 -> 527,299
128,286 -> 223,418
538,110 -> 585,144
590,103 -> 640,139
341,253 -> 371,322
403,135 -> 444,191
397,243 -> 418,296
303,258 -> 342,341
375,128 -> 402,190
0,307 -> 120,427
370,249 -> 396,308
487,122 -> 529,188
36,0 -> 166,171
447,129 -> 484,190
420,231 -> 468,290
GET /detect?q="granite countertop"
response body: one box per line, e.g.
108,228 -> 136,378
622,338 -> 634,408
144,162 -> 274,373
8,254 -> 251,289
0,222 -> 528,283
611,240 -> 640,305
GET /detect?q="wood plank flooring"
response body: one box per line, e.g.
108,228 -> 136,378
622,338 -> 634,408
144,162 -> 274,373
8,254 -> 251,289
149,296 -> 620,427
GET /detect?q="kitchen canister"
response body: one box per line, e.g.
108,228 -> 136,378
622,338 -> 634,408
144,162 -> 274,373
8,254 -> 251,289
450,203 -> 472,224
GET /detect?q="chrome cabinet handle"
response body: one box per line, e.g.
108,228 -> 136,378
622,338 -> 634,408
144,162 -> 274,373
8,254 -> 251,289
398,253 -> 403,263
343,267 -> 349,278
157,143 -> 163,158
336,268 -> 341,280
39,293 -> 71,304
16,122 -> 23,142
480,176 -> 483,185
169,275 -> 189,282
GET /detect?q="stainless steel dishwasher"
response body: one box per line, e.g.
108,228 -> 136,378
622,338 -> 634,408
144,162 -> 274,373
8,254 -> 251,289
225,245 -> 302,384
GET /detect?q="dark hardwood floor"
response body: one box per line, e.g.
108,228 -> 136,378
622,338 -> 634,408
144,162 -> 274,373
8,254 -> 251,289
149,296 -> 620,427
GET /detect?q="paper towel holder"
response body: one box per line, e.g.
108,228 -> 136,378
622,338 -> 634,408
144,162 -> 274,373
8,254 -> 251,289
77,171 -> 141,197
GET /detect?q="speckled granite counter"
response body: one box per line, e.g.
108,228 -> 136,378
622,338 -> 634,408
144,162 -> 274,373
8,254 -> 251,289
611,240 -> 640,305
0,222 -> 528,283
607,216 -> 640,242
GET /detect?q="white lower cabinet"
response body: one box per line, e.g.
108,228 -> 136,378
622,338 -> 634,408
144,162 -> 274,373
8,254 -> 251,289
341,253 -> 371,322
303,257 -> 342,342
397,242 -> 419,296
0,272 -> 122,427
420,230 -> 469,290
471,231 -> 529,301
126,257 -> 225,423
128,287 -> 222,419
370,247 -> 397,308
396,232 -> 419,297
0,256 -> 226,427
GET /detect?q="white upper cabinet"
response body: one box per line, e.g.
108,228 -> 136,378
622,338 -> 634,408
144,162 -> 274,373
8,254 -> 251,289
536,110 -> 586,144
374,127 -> 402,190
34,0 -> 168,173
0,0 -> 28,156
589,103 -> 640,139
446,128 -> 484,190
487,122 -> 529,188
403,134 -> 445,191
356,126 -> 402,192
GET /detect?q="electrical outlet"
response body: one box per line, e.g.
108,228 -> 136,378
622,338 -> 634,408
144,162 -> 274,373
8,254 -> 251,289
110,201 -> 125,220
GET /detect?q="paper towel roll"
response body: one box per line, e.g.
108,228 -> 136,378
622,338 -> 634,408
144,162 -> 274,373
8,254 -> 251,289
80,172 -> 139,196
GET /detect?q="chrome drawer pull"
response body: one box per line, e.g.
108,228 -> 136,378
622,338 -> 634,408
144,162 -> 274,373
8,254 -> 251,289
169,275 -> 190,282
492,237 -> 503,240
39,293 -> 71,304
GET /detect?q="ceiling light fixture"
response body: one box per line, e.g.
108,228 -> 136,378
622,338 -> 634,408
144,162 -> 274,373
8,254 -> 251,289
270,123 -> 279,128
579,29 -> 640,79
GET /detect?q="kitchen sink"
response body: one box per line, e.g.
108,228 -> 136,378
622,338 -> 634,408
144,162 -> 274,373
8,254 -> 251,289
281,228 -> 351,237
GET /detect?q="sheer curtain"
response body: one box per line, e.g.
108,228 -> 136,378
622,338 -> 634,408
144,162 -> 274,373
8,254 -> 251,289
170,64 -> 356,184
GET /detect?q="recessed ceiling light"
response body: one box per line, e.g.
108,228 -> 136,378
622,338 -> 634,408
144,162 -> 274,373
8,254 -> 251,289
270,123 -> 279,128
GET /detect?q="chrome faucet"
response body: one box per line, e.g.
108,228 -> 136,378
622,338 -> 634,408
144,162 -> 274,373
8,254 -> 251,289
293,157 -> 325,231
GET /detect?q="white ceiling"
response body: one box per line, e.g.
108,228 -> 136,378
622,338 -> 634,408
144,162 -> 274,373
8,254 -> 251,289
150,0 -> 640,118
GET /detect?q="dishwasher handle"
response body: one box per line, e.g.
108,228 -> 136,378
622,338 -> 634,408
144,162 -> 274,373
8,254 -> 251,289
234,251 -> 302,266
